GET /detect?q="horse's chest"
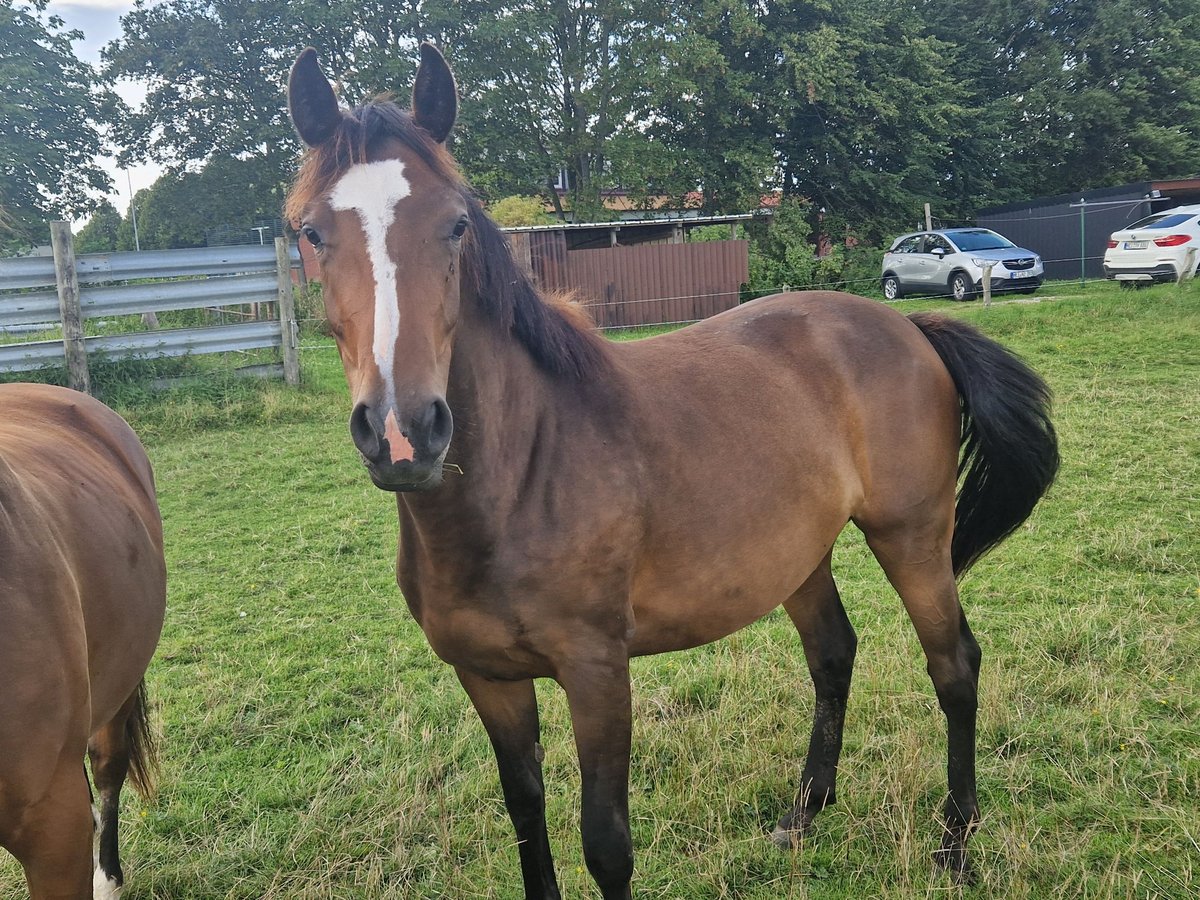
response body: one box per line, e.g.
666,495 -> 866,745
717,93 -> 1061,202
415,599 -> 554,679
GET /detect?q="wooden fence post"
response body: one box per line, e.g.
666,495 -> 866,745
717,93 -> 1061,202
981,263 -> 994,307
49,221 -> 91,394
275,236 -> 301,386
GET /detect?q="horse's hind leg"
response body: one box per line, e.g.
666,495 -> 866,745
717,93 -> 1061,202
864,524 -> 981,883
5,755 -> 94,899
88,690 -> 140,898
772,552 -> 857,847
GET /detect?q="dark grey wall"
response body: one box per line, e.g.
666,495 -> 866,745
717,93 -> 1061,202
978,184 -> 1160,281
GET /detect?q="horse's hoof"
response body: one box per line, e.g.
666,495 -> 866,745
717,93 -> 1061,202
932,847 -> 977,886
770,825 -> 800,849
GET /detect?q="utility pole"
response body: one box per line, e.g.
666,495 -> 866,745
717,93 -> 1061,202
126,170 -> 140,251
924,203 -> 932,232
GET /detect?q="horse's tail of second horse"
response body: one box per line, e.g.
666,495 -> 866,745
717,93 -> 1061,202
908,312 -> 1060,578
126,678 -> 160,798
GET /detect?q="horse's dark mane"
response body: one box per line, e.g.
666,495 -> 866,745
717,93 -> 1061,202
286,98 -> 610,382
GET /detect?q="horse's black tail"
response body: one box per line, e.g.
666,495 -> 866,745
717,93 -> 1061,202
908,312 -> 1060,578
126,678 -> 159,798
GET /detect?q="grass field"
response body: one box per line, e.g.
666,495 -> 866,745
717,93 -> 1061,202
2,280 -> 1197,898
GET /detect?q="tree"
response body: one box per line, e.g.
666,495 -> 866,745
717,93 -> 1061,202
638,0 -> 775,213
923,0 -> 1200,204
0,0 -> 115,248
74,199 -> 125,253
761,0 -> 969,243
124,155 -> 287,250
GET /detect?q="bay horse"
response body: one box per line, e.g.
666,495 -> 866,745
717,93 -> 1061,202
286,44 -> 1058,897
0,384 -> 165,899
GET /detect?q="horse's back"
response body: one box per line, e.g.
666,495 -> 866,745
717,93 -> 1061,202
0,384 -> 165,799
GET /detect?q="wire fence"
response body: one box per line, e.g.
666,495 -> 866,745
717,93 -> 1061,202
291,266 -> 1126,348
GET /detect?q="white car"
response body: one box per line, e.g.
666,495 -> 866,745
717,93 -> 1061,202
881,228 -> 1044,301
1103,205 -> 1200,284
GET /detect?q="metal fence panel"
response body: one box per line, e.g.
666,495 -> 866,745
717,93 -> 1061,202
0,290 -> 60,328
0,244 -> 301,292
0,256 -> 57,291
0,273 -> 279,328
73,245 -> 294,283
0,321 -> 283,373
0,338 -> 66,372
89,321 -> 281,358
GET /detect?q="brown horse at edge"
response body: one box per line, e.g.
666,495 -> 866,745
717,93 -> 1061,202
0,384 -> 165,899
287,45 -> 1058,898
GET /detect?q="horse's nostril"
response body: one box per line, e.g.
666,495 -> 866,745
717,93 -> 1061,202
349,403 -> 381,459
423,397 -> 453,455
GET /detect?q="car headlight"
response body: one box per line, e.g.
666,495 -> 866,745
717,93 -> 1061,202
971,257 -> 991,268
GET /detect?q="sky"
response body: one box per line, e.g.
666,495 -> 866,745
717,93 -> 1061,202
46,0 -> 162,217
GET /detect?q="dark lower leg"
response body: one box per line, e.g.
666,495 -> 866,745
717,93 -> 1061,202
456,671 -> 560,900
562,659 -> 633,900
88,718 -> 132,891
866,526 -> 982,882
932,613 -> 981,883
774,560 -> 857,843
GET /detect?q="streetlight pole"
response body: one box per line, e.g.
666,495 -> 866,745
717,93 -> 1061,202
126,170 -> 140,252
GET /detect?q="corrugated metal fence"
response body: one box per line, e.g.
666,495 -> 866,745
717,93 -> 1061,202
509,233 -> 749,329
0,227 -> 300,389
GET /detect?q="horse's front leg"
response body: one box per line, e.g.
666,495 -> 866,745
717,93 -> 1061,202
456,669 -> 560,900
560,654 -> 634,900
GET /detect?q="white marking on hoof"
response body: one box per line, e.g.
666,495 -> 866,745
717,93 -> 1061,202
771,825 -> 800,850
93,867 -> 122,899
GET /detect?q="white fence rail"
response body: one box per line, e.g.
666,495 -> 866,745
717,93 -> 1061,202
0,224 -> 301,390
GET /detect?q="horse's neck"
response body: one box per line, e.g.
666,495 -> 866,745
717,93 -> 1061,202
448,301 -> 549,475
399,284 -> 622,534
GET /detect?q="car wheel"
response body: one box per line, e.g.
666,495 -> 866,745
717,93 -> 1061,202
882,275 -> 902,301
950,272 -> 974,301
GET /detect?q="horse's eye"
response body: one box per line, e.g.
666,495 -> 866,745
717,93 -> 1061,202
451,217 -> 469,239
302,225 -> 323,248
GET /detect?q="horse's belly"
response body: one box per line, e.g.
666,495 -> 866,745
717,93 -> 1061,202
626,497 -> 848,656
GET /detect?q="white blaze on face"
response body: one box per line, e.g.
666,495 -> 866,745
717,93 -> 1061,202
329,159 -> 411,401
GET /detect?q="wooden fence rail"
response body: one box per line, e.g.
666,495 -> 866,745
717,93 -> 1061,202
0,224 -> 301,391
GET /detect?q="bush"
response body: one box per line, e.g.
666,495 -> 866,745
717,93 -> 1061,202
488,195 -> 555,227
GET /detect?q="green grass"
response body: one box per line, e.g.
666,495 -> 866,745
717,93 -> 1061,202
2,279 -> 1197,898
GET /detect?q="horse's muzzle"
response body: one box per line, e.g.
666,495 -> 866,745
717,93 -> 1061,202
349,398 -> 453,491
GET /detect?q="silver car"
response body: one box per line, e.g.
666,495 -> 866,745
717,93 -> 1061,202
881,228 -> 1044,301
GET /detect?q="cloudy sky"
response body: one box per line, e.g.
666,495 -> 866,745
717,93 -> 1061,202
47,0 -> 160,214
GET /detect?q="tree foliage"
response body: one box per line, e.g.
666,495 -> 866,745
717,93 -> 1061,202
74,199 -> 125,253
122,155 -> 287,250
0,0 -> 115,248
99,0 -> 1200,246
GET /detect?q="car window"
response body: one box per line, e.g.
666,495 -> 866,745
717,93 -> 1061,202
926,235 -> 953,253
893,235 -> 922,253
1127,214 -> 1169,229
1133,213 -> 1197,229
947,230 -> 1016,251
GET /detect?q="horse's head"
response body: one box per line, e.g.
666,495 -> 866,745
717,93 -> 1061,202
287,44 -> 465,491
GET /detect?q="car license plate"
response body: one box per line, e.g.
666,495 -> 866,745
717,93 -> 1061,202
1009,271 -> 1022,279
1125,240 -> 1148,249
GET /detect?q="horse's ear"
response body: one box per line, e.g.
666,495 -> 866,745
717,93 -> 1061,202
288,48 -> 341,147
412,42 -> 457,144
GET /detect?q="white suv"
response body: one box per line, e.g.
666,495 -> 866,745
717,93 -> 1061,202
881,228 -> 1044,301
1103,205 -> 1200,284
